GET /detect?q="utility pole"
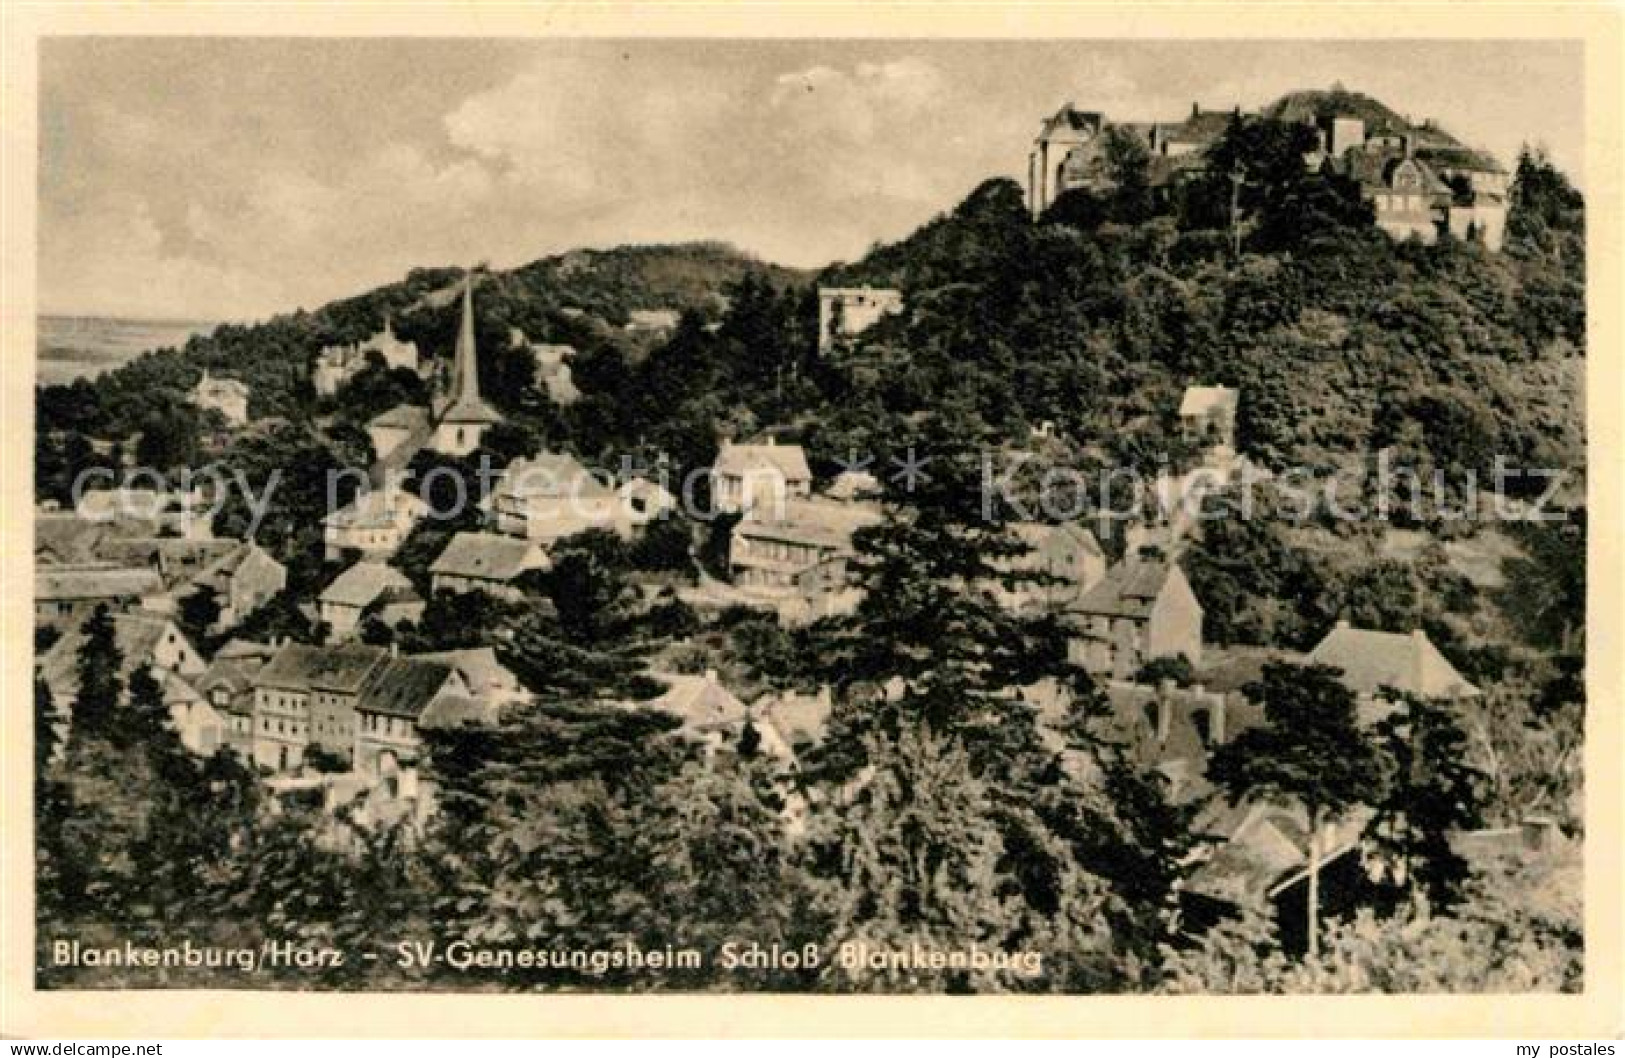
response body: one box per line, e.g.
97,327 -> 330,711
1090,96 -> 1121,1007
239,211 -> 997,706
1229,163 -> 1246,263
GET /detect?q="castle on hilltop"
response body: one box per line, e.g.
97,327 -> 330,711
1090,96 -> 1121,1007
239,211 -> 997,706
1027,88 -> 1509,250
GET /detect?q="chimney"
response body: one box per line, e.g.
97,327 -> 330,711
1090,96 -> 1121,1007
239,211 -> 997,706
704,668 -> 718,683
1191,101 -> 1199,119
1412,628 -> 1427,642
766,437 -> 776,447
1335,619 -> 1350,630
390,641 -> 399,658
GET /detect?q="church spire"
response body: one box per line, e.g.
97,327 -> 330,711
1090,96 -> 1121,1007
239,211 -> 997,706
435,268 -> 502,428
451,272 -> 481,406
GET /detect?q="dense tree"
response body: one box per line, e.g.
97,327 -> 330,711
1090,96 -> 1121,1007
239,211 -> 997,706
1365,692 -> 1485,911
1162,872 -> 1580,994
332,359 -> 429,425
628,516 -> 695,574
176,584 -> 223,646
36,428 -> 100,507
803,419 -> 1187,988
1206,662 -> 1383,956
543,547 -> 638,647
1497,514 -> 1586,654
71,606 -> 123,743
133,408 -> 200,470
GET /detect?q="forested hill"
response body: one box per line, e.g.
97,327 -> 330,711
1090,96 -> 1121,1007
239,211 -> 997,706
814,143 -> 1584,484
34,242 -> 807,442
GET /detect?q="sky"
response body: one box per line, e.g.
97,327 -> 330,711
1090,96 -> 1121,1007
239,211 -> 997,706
39,38 -> 1584,321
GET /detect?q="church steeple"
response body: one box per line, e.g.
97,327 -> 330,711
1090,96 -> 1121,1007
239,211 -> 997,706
430,269 -> 502,456
449,273 -> 482,408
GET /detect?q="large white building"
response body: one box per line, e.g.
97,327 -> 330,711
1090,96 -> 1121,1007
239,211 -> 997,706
321,485 -> 429,560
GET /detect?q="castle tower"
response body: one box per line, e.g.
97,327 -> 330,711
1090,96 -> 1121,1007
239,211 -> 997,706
1027,103 -> 1104,219
430,271 -> 503,457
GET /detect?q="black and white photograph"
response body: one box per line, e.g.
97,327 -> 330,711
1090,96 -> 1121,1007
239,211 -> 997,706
10,19 -> 1614,1032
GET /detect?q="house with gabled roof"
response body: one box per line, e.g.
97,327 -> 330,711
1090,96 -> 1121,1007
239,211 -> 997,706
754,686 -> 834,763
1306,620 -> 1479,719
100,537 -> 287,632
193,541 -> 287,631
35,511 -> 153,566
429,532 -> 549,600
712,438 -> 813,515
37,611 -> 208,706
1178,385 -> 1239,450
318,561 -> 415,640
366,404 -> 432,463
322,485 -> 428,561
729,497 -> 882,610
313,319 -> 420,397
510,329 -> 580,406
640,669 -> 751,759
415,647 -> 528,708
191,370 -> 250,427
353,657 -> 467,776
1064,553 -> 1203,680
195,644 -> 276,757
1184,795 -> 1380,953
250,642 -> 390,770
34,564 -> 164,630
484,451 -> 620,542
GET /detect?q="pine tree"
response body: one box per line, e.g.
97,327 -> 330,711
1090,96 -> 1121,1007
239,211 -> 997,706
34,677 -> 72,917
811,727 -> 1020,992
71,605 -> 123,742
121,664 -> 177,752
1366,691 -> 1485,911
805,417 -> 1187,989
417,696 -> 694,986
1206,662 -> 1383,957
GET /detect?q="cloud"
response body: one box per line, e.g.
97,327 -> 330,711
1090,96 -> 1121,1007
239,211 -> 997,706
444,57 -> 741,208
40,52 -> 993,316
54,134 -> 507,319
40,192 -> 281,321
432,54 -> 974,267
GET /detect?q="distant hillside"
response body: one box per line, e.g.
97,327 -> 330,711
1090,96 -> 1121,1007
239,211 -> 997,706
34,241 -> 810,435
504,242 -> 810,324
36,315 -> 219,386
806,133 -> 1585,484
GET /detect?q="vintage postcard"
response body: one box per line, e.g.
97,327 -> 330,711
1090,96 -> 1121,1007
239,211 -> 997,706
2,1 -> 1620,1040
